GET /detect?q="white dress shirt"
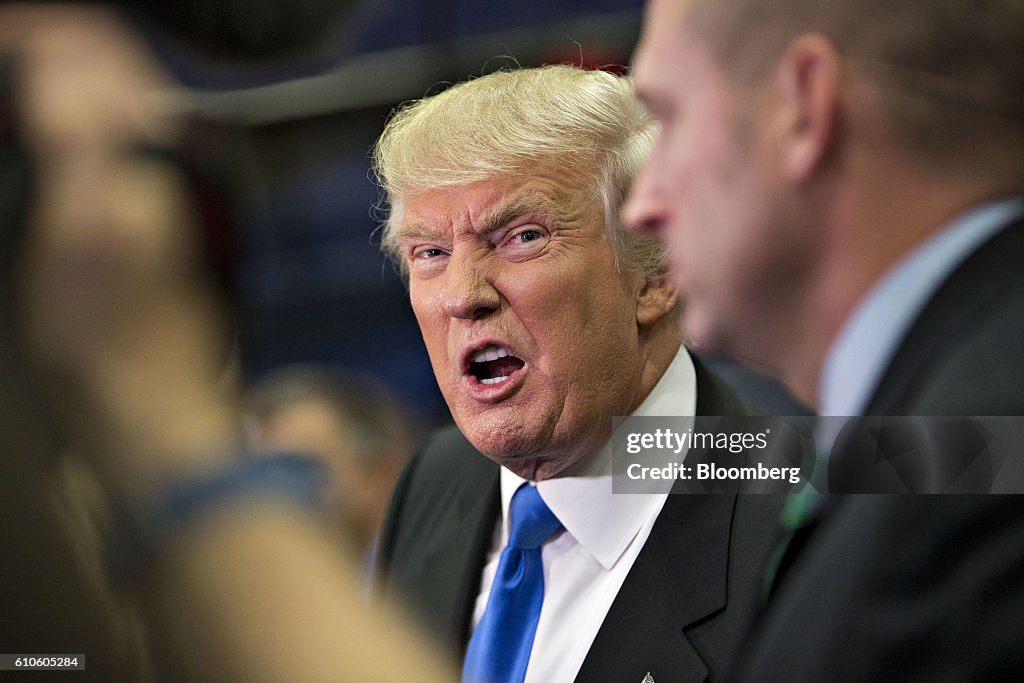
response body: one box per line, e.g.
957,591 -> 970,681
469,347 -> 697,683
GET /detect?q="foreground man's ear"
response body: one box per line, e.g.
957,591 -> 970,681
774,33 -> 842,184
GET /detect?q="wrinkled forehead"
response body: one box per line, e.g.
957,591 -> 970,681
393,164 -> 602,235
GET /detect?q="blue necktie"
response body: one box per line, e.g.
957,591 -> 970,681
462,484 -> 563,683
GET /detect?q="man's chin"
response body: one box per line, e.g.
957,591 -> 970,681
467,433 -> 577,482
496,453 -> 577,482
683,308 -> 734,357
681,310 -> 714,351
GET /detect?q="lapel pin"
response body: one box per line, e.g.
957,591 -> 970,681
641,673 -> 655,683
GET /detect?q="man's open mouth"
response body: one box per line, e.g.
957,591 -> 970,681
467,344 -> 526,385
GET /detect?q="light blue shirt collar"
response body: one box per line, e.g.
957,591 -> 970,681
819,197 -> 1024,419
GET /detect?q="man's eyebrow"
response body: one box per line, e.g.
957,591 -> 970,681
476,191 -> 556,236
393,190 -> 558,244
393,222 -> 442,244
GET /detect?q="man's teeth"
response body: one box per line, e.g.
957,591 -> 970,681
471,345 -> 511,363
480,375 -> 510,385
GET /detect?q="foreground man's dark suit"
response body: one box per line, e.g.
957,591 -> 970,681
737,218 -> 1024,680
379,359 -> 785,682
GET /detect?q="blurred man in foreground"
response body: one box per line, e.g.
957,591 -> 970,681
625,0 -> 1024,678
374,64 -> 783,682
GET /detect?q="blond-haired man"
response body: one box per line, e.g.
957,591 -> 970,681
375,65 -> 783,682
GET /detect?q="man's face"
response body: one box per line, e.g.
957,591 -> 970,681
624,0 -> 806,365
397,172 -> 648,480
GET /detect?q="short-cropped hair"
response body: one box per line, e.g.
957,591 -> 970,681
685,0 -> 1024,168
373,64 -> 666,283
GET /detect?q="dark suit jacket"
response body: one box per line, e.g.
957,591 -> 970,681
379,356 -> 786,682
736,217 -> 1024,680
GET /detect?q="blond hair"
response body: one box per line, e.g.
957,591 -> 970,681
373,65 -> 666,282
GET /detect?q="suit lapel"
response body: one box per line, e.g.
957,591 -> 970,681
867,217 -> 1024,415
429,461 -> 501,654
575,357 -> 747,681
576,495 -> 735,682
381,428 -> 502,656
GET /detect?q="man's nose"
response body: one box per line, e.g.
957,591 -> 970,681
621,164 -> 667,236
441,252 -> 500,320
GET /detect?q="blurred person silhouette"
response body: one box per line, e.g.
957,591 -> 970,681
0,3 -> 451,679
373,64 -> 785,682
245,365 -> 418,565
0,350 -> 154,679
625,0 -> 1024,679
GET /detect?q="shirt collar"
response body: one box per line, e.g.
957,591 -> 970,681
499,346 -> 696,570
819,197 -> 1024,419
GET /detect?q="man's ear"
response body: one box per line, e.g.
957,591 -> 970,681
774,33 -> 842,183
636,275 -> 678,327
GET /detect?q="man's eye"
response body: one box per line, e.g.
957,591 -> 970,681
516,229 -> 542,243
414,247 -> 447,259
503,226 -> 547,246
496,226 -> 548,258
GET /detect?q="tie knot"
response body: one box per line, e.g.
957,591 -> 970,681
508,485 -> 562,550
